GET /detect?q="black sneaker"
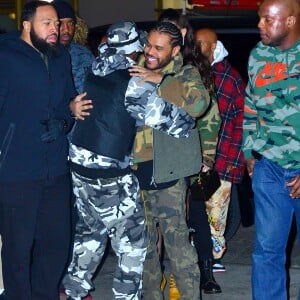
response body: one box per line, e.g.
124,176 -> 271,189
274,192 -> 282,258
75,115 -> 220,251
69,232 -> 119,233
64,294 -> 92,300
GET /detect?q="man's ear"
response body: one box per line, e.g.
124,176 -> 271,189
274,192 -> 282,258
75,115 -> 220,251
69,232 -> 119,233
211,42 -> 217,52
23,20 -> 31,32
286,16 -> 296,28
171,45 -> 181,57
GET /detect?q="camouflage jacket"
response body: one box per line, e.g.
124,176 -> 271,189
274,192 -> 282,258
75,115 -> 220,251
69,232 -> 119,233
196,93 -> 221,169
133,54 -> 210,164
243,40 -> 300,169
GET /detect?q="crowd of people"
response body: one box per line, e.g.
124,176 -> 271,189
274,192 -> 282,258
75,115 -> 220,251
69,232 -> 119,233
0,0 -> 299,299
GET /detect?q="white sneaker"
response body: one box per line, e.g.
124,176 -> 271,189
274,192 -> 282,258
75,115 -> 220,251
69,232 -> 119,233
212,262 -> 226,273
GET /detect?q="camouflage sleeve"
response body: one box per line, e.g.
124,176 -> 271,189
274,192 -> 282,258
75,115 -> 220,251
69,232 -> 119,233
158,65 -> 210,117
242,75 -> 258,160
197,94 -> 221,168
125,76 -> 195,138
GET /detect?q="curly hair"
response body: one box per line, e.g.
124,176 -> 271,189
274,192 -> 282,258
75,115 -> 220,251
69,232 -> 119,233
74,15 -> 89,46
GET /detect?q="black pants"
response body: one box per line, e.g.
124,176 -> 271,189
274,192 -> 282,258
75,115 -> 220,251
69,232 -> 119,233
0,174 -> 71,300
188,196 -> 213,261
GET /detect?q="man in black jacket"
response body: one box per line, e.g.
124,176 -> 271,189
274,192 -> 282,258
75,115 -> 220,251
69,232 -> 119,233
0,1 -> 82,299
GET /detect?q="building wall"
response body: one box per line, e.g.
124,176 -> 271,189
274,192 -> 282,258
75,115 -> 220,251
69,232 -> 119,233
77,0 -> 156,28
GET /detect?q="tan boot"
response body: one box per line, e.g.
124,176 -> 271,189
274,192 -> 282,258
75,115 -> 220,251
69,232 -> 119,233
169,273 -> 180,300
160,272 -> 167,291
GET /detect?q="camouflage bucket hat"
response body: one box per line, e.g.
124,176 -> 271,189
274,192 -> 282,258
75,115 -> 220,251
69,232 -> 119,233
106,21 -> 143,54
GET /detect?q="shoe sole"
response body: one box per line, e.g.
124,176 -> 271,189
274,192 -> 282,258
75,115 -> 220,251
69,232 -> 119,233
213,269 -> 226,273
59,292 -> 92,300
203,290 -> 222,294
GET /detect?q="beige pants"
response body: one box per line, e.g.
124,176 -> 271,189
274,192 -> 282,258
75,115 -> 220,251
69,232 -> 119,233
0,236 -> 3,289
205,180 -> 232,259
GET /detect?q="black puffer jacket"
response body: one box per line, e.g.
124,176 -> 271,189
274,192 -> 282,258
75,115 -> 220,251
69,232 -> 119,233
0,32 -> 76,182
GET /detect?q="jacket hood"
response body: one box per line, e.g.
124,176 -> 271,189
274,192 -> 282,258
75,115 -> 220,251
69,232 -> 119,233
212,40 -> 228,66
0,31 -> 34,59
256,39 -> 300,54
0,30 -> 21,44
0,30 -> 63,58
161,53 -> 184,75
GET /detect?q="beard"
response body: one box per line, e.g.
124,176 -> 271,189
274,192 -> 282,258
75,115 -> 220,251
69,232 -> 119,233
144,52 -> 174,71
30,28 -> 59,57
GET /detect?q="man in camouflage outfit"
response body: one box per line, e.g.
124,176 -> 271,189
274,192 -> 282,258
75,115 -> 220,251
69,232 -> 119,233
242,0 -> 300,299
63,21 -> 196,300
128,22 -> 210,300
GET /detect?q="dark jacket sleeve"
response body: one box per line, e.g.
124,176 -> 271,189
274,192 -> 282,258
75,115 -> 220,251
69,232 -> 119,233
59,48 -> 77,132
0,49 -> 9,113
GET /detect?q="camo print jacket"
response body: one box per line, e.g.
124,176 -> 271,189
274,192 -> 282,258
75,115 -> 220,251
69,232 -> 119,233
196,93 -> 221,169
70,51 -> 195,170
131,54 -> 210,164
243,40 -> 300,169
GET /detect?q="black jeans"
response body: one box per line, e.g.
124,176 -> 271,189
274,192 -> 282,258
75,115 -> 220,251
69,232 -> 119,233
0,174 -> 71,300
188,196 -> 213,261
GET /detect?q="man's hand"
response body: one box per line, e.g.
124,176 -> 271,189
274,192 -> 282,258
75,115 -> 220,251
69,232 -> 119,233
201,164 -> 211,173
287,175 -> 300,199
246,158 -> 255,178
70,92 -> 93,120
128,65 -> 163,84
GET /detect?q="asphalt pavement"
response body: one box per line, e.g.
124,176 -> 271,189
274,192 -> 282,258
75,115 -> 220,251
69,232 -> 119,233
1,223 -> 298,299
87,224 -> 300,300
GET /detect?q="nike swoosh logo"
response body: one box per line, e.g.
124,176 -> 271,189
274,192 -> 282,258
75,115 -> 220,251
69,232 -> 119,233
256,62 -> 288,87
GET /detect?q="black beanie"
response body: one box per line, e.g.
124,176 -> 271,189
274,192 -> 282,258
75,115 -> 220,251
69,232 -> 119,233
52,1 -> 76,21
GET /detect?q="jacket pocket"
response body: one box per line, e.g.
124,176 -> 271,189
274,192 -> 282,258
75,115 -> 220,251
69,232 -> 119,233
0,123 -> 15,170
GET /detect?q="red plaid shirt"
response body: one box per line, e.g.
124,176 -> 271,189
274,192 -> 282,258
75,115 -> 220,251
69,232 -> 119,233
213,59 -> 246,183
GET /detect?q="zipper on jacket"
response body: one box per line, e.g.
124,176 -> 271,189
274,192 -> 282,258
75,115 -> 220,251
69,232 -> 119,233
46,59 -> 51,181
150,175 -> 157,188
151,129 -> 157,188
0,123 -> 15,170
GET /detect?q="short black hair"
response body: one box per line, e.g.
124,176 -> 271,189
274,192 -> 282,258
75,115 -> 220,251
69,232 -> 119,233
150,21 -> 183,48
21,1 -> 54,26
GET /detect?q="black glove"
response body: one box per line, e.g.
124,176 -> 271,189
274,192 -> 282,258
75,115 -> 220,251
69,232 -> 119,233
40,119 -> 66,143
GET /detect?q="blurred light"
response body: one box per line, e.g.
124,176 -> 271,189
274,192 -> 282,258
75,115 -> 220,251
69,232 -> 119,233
8,13 -> 16,20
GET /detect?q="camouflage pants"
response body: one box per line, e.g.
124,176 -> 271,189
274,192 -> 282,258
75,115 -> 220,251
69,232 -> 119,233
142,178 -> 200,300
205,180 -> 232,259
63,171 -> 148,300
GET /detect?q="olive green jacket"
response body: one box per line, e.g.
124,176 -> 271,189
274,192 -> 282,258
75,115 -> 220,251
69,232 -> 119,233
133,54 -> 210,183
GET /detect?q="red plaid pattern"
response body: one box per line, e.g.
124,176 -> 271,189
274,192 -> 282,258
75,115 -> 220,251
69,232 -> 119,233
213,59 -> 246,183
